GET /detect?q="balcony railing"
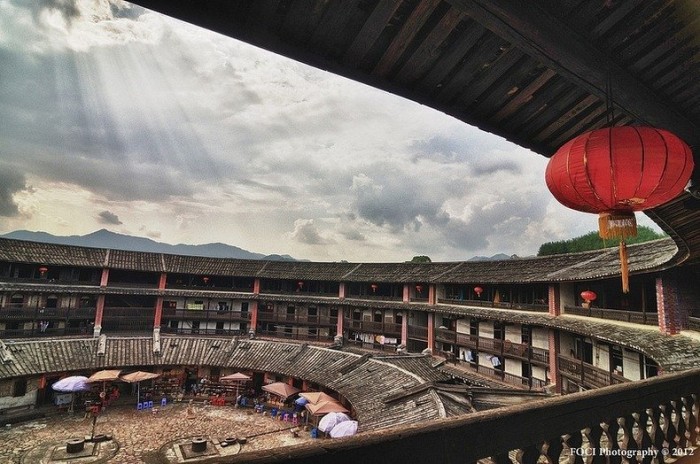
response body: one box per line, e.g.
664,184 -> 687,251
346,320 -> 402,335
440,298 -> 549,312
0,326 -> 97,338
234,368 -> 700,464
0,307 -> 97,319
257,312 -> 337,326
558,355 -> 630,390
162,309 -> 250,322
160,327 -> 245,337
564,305 -> 659,326
407,325 -> 428,340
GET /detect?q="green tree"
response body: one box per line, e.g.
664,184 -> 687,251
408,255 -> 432,263
537,226 -> 665,256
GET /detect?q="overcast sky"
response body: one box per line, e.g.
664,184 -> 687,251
0,0 -> 662,262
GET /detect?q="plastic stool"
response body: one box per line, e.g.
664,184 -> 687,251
137,402 -> 143,410
147,401 -> 153,408
161,397 -> 167,407
311,428 -> 318,438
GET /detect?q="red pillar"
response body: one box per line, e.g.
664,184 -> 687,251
153,272 -> 167,330
94,294 -> 105,337
338,282 -> 346,300
99,268 -> 109,287
336,308 -> 344,337
252,278 -> 261,295
656,276 -> 680,335
249,301 -> 258,336
401,312 -> 408,346
548,284 -> 560,316
428,285 -> 437,305
153,297 -> 163,331
548,329 -> 560,393
427,312 -> 435,353
93,268 -> 109,336
403,284 -> 410,303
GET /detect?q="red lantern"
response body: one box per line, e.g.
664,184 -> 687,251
415,284 -> 423,294
580,290 -> 597,303
546,127 -> 694,293
474,286 -> 483,297
38,266 -> 48,275
370,283 -> 378,293
202,276 -> 209,284
297,281 -> 304,291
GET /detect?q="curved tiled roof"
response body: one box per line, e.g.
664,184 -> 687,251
0,336 -> 462,429
0,237 -> 679,284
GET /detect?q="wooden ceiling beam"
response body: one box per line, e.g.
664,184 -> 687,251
444,0 -> 699,150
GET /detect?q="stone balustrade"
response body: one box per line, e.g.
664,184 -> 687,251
230,368 -> 700,464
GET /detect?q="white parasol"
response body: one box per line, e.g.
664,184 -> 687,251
329,420 -> 358,438
52,375 -> 90,392
52,376 -> 90,413
317,412 -> 352,433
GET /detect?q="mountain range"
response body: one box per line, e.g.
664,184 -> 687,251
0,229 -> 298,261
0,229 -> 515,262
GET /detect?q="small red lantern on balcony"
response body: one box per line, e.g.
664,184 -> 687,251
415,284 -> 423,294
580,290 -> 597,303
370,283 -> 378,293
297,281 -> 304,291
474,286 -> 483,297
546,126 -> 693,293
38,266 -> 48,276
202,276 -> 209,284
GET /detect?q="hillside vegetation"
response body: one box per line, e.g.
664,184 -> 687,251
537,226 -> 666,256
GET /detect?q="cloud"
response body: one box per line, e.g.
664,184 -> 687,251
289,219 -> 334,245
98,210 -> 122,225
0,166 -> 27,217
0,0 -> 616,262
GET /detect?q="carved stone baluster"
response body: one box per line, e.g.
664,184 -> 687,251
636,410 -> 655,464
672,399 -> 688,448
601,419 -> 622,464
661,402 -> 678,453
649,406 -> 666,457
515,444 -> 541,464
620,415 -> 640,464
684,395 -> 698,445
584,424 -> 607,464
542,436 -> 564,464
563,431 -> 584,464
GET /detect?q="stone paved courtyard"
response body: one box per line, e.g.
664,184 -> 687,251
1,402 -> 314,463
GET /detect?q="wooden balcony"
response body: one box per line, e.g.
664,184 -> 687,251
0,306 -> 97,320
558,355 -> 630,389
440,298 -> 549,312
564,305 -> 659,326
163,309 -> 250,322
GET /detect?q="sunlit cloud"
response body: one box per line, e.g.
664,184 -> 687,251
0,0 -> 662,262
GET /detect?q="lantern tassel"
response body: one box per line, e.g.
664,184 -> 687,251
619,240 -> 630,294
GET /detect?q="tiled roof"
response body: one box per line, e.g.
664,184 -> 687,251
0,237 -> 680,284
0,336 -> 449,429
